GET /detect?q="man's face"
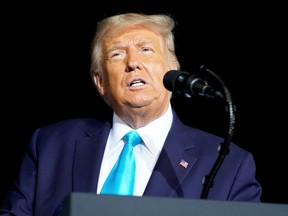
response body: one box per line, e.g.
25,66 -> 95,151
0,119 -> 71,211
94,25 -> 175,117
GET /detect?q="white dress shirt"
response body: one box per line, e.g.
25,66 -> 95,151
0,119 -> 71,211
97,104 -> 173,196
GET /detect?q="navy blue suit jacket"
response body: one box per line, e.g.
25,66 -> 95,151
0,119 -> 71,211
0,110 -> 262,215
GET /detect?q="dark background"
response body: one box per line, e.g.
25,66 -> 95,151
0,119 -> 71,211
1,3 -> 287,205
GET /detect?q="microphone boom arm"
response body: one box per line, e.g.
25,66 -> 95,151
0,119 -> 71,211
199,65 -> 236,199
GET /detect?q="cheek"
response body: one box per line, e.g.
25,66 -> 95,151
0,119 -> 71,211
104,72 -> 125,95
148,64 -> 169,86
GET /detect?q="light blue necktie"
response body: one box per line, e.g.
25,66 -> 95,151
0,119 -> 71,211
100,130 -> 142,196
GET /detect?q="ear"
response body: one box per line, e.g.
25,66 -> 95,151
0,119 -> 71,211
92,72 -> 105,96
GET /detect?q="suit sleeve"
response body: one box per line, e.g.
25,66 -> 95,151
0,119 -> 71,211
228,152 -> 262,201
0,129 -> 40,215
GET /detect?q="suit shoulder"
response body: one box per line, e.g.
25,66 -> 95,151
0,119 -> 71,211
179,122 -> 249,156
35,118 -> 110,138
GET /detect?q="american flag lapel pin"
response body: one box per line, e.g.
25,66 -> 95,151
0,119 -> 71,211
179,159 -> 189,168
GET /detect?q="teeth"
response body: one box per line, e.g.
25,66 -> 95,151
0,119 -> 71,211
132,83 -> 144,87
131,80 -> 144,86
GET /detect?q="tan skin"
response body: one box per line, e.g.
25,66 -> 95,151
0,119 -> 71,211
93,25 -> 177,129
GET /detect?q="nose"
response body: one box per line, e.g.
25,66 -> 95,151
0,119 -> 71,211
125,49 -> 142,72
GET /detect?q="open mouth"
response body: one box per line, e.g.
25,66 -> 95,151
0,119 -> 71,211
129,79 -> 146,87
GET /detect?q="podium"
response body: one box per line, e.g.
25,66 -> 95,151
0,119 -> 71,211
59,192 -> 288,216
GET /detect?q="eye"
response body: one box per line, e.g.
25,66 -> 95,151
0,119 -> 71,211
142,47 -> 152,52
111,52 -> 120,58
140,47 -> 154,56
109,51 -> 125,60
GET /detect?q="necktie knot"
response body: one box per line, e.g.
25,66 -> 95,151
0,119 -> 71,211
123,130 -> 142,147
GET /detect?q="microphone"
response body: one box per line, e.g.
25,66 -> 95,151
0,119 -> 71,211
163,70 -> 224,99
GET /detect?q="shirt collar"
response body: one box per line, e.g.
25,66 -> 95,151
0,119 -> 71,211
110,104 -> 173,154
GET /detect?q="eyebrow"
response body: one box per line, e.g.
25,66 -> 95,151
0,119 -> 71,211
107,39 -> 154,53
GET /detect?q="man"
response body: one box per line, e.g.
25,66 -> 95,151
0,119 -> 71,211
0,12 -> 262,216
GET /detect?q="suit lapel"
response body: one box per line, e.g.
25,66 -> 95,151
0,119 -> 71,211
144,113 -> 198,197
72,121 -> 111,192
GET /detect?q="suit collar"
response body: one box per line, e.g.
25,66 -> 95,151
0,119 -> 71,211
73,120 -> 111,192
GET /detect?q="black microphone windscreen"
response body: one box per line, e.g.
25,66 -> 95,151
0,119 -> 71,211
163,70 -> 188,92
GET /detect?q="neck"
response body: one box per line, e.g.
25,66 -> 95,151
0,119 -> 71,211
117,104 -> 170,129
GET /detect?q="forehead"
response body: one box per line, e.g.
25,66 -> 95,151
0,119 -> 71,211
103,25 -> 164,47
